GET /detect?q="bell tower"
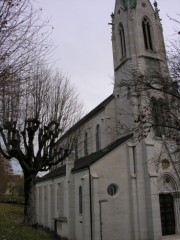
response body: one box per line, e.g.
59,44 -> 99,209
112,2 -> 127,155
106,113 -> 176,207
111,0 -> 167,93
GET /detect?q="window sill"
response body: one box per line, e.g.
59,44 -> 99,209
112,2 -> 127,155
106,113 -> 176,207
54,217 -> 68,223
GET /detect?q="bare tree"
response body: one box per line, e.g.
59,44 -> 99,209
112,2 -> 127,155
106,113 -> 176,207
123,69 -> 179,141
0,63 -> 83,224
0,0 -> 52,101
118,41 -> 180,142
116,39 -> 180,184
0,0 -> 83,225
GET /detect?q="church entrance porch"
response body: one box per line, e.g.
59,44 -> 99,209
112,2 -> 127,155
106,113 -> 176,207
159,194 -> 176,236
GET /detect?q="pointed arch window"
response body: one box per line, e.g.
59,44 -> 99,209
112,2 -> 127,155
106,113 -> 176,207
142,17 -> 153,51
96,124 -> 101,151
119,23 -> 126,57
84,132 -> 88,156
151,97 -> 170,137
79,186 -> 83,214
75,140 -> 78,160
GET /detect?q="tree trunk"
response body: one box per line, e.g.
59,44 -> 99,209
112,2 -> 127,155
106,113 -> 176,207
23,172 -> 36,225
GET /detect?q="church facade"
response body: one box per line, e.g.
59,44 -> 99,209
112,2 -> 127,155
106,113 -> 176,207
35,1 -> 180,240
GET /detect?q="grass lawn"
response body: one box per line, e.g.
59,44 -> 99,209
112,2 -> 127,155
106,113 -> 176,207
0,203 -> 54,240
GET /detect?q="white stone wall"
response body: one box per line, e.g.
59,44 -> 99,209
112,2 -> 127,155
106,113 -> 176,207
35,1 -> 180,239
90,142 -> 133,240
75,99 -> 117,160
73,170 -> 90,240
36,176 -> 68,237
89,139 -> 164,240
35,135 -> 180,239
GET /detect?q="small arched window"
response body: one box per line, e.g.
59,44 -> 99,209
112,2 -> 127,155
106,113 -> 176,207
79,186 -> 83,214
142,17 -> 153,51
96,124 -> 101,151
119,23 -> 126,57
84,132 -> 88,156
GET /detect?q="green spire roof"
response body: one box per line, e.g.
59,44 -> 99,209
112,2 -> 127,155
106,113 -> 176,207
121,0 -> 136,8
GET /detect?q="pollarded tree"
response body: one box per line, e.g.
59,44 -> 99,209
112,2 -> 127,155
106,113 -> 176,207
0,63 -> 83,225
0,0 -> 83,225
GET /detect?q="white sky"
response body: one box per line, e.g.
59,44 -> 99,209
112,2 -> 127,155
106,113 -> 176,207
13,0 -> 179,174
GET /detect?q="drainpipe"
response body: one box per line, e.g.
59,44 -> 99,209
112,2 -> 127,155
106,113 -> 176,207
99,199 -> 108,240
88,167 -> 93,240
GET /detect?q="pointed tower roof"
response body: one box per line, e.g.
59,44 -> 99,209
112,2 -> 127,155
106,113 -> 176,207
121,0 -> 136,8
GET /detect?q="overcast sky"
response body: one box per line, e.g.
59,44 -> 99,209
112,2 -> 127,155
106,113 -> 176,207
33,0 -> 179,113
13,0 -> 179,174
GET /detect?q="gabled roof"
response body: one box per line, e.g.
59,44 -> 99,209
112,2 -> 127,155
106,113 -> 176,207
72,133 -> 133,172
36,165 -> 66,183
59,94 -> 114,141
36,133 -> 133,182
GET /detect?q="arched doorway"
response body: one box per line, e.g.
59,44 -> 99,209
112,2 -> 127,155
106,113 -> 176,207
158,174 -> 180,236
159,193 -> 175,236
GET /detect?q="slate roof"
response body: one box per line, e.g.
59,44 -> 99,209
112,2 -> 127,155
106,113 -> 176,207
72,133 -> 133,172
36,134 -> 132,182
36,165 -> 66,183
36,94 -> 115,183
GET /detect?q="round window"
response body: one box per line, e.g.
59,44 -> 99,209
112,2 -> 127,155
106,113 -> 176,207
107,184 -> 118,196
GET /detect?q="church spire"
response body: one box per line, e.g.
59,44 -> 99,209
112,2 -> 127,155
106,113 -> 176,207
112,0 -> 167,92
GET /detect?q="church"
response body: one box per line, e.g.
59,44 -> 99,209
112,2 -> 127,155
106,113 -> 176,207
35,0 -> 180,239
